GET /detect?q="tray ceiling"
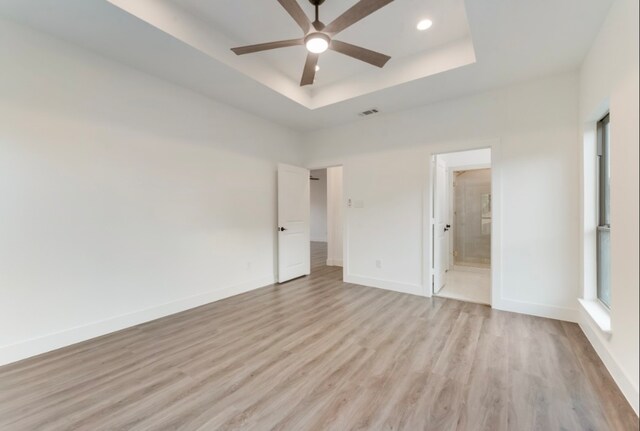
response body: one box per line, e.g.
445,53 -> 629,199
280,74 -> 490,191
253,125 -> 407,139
0,0 -> 614,130
107,0 -> 476,109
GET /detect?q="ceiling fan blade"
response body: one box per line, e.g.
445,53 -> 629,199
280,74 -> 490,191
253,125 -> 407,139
300,53 -> 319,86
231,38 -> 303,55
330,40 -> 390,67
277,0 -> 312,34
323,0 -> 394,35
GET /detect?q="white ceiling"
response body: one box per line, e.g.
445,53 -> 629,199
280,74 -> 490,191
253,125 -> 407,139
0,0 -> 613,132
174,0 -> 471,86
103,0 -> 475,108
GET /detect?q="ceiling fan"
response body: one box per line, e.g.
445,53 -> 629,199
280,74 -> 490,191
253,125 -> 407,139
231,0 -> 394,86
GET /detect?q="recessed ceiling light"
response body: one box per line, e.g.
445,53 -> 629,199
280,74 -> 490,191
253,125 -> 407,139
417,19 -> 433,31
315,65 -> 320,72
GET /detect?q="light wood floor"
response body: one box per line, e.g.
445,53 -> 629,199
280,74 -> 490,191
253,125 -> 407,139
0,243 -> 637,430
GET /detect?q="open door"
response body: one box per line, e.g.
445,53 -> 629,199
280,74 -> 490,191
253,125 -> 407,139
433,158 -> 449,293
277,163 -> 310,283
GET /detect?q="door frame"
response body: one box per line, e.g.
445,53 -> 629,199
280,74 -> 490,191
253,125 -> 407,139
432,157 -> 449,294
425,140 -> 502,308
306,163 -> 345,279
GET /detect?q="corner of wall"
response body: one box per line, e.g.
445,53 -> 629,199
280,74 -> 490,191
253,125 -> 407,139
578,309 -> 640,415
0,275 -> 275,367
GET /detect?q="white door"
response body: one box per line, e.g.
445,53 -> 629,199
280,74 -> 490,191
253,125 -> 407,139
433,159 -> 448,293
277,163 -> 310,283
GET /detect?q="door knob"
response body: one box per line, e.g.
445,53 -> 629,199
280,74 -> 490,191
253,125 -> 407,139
278,227 -> 287,232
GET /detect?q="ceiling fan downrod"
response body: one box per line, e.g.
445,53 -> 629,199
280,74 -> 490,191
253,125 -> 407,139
309,0 -> 325,29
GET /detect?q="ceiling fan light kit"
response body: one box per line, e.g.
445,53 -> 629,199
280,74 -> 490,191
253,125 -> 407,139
305,33 -> 330,54
231,0 -> 394,86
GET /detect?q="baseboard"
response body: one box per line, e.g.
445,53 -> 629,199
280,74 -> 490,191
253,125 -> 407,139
578,308 -> 640,416
0,275 -> 275,367
493,298 -> 579,323
326,258 -> 343,267
345,274 -> 423,297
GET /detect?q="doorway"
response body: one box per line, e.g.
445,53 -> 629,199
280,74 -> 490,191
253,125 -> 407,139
310,167 -> 343,276
432,149 -> 492,304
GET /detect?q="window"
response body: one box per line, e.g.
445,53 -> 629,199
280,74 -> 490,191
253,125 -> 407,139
597,114 -> 611,308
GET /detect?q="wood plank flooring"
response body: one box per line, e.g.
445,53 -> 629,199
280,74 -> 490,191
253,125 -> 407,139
0,242 -> 637,430
310,241 -> 329,272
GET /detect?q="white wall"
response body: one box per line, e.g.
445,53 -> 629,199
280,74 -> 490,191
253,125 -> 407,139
0,20 -> 303,365
1,8 -> 636,417
326,166 -> 343,266
310,169 -> 327,242
304,73 -> 580,321
439,148 -> 491,169
578,0 -> 639,414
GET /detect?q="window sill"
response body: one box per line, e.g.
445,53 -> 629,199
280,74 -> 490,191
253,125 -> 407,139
579,298 -> 612,337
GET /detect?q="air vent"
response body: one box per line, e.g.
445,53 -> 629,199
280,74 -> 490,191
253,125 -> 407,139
358,108 -> 380,117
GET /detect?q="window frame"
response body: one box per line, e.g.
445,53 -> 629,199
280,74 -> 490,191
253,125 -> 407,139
596,113 -> 611,309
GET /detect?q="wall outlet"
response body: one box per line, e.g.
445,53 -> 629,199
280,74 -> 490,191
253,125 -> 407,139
375,260 -> 382,269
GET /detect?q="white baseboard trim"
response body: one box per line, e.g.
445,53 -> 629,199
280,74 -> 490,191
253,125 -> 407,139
0,275 -> 275,367
493,298 -> 579,323
578,308 -> 640,416
326,259 -> 343,267
345,274 -> 423,297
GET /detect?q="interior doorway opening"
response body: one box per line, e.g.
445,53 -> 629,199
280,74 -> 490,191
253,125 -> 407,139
310,167 -> 344,277
432,149 -> 492,305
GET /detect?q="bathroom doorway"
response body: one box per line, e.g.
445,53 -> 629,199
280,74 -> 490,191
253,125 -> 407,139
432,149 -> 491,304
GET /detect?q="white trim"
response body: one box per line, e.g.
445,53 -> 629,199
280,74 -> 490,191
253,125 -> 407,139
342,166 -> 350,285
345,274 -> 423,296
0,275 -> 275,367
305,161 -> 345,171
494,297 -> 579,322
578,298 -> 612,335
449,162 -> 491,171
579,309 -> 640,415
580,118 -> 601,303
326,259 -> 343,267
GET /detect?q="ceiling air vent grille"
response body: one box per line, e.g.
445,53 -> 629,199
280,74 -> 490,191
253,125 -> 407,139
358,108 -> 380,117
